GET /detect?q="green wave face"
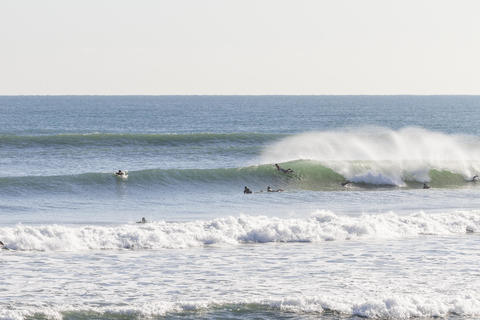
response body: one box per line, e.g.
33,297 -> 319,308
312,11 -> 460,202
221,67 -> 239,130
2,160 -> 479,196
427,169 -> 474,188
271,160 -> 346,190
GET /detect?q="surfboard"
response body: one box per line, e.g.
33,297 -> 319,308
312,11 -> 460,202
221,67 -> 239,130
114,170 -> 128,179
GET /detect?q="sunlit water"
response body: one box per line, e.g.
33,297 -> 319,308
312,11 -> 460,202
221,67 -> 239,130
1,96 -> 480,319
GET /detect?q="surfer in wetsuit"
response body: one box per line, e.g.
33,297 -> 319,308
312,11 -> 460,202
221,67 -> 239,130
116,170 -> 124,176
275,164 -> 294,174
244,186 -> 252,194
423,183 -> 430,189
267,186 -> 283,192
471,175 -> 479,182
137,217 -> 147,223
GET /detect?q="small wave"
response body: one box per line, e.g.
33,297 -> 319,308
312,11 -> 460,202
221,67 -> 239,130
0,132 -> 281,148
3,292 -> 480,319
1,211 -> 479,251
0,165 -> 289,194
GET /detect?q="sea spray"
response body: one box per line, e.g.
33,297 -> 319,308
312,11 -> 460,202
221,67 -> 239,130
260,127 -> 480,185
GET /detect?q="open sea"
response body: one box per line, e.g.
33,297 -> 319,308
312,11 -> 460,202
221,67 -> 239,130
1,95 -> 480,319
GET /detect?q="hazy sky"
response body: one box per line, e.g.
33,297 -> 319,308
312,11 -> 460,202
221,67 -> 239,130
1,0 -> 480,95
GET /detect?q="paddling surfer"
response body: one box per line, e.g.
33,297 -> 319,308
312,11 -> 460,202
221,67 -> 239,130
267,186 -> 283,192
244,186 -> 252,194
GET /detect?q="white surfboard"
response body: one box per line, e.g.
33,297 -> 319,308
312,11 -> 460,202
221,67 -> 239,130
114,170 -> 128,179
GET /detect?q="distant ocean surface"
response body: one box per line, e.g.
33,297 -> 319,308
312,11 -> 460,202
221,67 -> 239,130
1,96 -> 480,319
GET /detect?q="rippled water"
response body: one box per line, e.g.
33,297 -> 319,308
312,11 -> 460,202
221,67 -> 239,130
2,96 -> 480,319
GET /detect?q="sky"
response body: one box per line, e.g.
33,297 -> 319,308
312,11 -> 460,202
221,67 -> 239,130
1,0 -> 480,95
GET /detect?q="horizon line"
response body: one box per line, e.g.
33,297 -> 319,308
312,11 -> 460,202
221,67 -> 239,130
1,94 -> 480,97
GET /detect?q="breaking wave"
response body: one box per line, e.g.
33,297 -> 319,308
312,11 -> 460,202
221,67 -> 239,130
1,211 -> 479,251
3,127 -> 480,193
3,292 -> 480,319
1,161 -> 479,195
260,127 -> 480,187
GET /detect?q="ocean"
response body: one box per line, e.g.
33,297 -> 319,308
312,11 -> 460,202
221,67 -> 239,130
1,96 -> 480,319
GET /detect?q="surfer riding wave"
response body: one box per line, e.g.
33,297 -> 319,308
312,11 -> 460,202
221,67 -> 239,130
275,163 -> 294,174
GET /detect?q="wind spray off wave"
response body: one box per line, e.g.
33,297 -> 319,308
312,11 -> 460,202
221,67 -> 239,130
260,127 -> 480,186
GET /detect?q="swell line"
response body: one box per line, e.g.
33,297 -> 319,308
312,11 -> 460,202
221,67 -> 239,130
0,132 -> 284,148
0,161 -> 479,196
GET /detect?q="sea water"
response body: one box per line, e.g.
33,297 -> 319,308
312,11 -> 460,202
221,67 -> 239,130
1,96 -> 480,319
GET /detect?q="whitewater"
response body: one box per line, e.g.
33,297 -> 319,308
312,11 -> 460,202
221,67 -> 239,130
1,95 -> 480,320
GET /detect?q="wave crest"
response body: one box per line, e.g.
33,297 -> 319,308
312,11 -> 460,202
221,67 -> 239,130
260,127 -> 480,186
1,211 -> 479,251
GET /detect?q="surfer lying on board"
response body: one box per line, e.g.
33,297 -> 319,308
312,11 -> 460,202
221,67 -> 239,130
275,164 -> 294,174
244,186 -> 252,194
267,186 -> 284,192
115,170 -> 125,176
423,183 -> 430,189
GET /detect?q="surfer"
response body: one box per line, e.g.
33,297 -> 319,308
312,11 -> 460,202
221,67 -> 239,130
341,180 -> 352,187
244,186 -> 252,194
267,186 -> 283,192
471,175 -> 479,182
0,241 -> 7,250
115,169 -> 128,179
275,164 -> 294,174
137,217 -> 147,223
423,183 -> 430,189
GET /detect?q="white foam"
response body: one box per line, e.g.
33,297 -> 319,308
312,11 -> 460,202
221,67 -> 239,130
3,293 -> 480,319
1,210 -> 479,251
260,127 -> 480,185
0,308 -> 62,320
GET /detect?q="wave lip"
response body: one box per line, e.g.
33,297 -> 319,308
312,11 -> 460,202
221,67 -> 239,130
1,211 -> 479,251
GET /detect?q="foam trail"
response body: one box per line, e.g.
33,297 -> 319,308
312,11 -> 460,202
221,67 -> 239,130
1,210 -> 479,251
260,127 -> 480,185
